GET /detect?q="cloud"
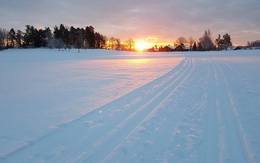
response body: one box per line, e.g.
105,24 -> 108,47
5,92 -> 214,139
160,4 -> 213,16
1,0 -> 259,44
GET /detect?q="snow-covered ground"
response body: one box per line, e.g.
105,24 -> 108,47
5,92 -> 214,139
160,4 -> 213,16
0,49 -> 259,162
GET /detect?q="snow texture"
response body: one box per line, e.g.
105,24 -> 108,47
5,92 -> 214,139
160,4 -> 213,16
0,49 -> 259,162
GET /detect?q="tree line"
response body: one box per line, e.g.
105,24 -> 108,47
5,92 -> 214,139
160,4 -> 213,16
247,40 -> 260,48
149,29 -> 233,52
0,24 -> 106,51
100,29 -> 234,52
1,25 -> 259,52
0,24 -> 137,52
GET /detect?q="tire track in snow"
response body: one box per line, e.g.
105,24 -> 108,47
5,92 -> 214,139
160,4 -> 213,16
211,61 -> 250,163
1,58 -> 193,163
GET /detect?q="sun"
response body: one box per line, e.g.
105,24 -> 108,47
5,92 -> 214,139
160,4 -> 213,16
135,41 -> 149,51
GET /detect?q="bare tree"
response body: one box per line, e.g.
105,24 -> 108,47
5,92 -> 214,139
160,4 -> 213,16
109,37 -> 117,50
215,34 -> 222,51
199,29 -> 215,51
0,28 -> 9,49
250,40 -> 260,47
189,37 -> 194,51
115,38 -> 121,50
176,37 -> 187,47
125,38 -> 135,51
247,41 -> 251,48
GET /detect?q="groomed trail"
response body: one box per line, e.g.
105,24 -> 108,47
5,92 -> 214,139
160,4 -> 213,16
1,54 -> 259,163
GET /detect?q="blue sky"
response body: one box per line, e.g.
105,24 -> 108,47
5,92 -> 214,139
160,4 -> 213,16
1,0 -> 259,45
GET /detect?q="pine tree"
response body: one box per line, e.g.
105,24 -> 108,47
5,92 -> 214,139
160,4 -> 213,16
75,28 -> 84,52
69,26 -> 77,46
16,30 -> 23,48
9,28 -> 16,47
223,33 -> 232,50
23,25 -> 36,47
85,26 -> 95,48
192,42 -> 197,51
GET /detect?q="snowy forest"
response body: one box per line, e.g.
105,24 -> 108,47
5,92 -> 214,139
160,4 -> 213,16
0,24 -> 259,51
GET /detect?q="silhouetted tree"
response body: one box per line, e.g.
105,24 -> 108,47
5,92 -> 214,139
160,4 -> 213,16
215,33 -> 232,51
61,26 -> 70,48
95,32 -> 106,48
23,25 -> 36,47
53,24 -> 70,48
247,41 -> 251,47
75,28 -> 84,52
0,28 -> 8,49
250,40 -> 260,47
16,30 -> 23,48
176,37 -> 187,47
215,34 -> 222,51
115,38 -> 121,50
223,33 -> 232,50
189,37 -> 194,51
69,26 -> 77,46
34,28 -> 48,47
1,24 -> 107,50
109,37 -> 116,50
197,42 -> 203,51
125,38 -> 135,51
9,28 -> 16,47
53,25 -> 62,40
199,29 -> 215,51
192,42 -> 197,51
85,26 -> 95,48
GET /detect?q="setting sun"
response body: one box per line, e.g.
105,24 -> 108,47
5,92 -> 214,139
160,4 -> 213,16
135,41 -> 151,51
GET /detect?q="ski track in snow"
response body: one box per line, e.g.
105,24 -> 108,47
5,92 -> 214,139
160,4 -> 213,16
203,60 -> 250,163
104,57 -> 257,163
0,57 -> 191,162
1,51 -> 259,162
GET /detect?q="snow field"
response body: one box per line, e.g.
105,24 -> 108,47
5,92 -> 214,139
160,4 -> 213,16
0,49 -> 183,161
0,49 -> 259,162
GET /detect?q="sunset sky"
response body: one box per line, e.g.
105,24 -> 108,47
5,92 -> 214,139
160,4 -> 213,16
1,0 -> 259,46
